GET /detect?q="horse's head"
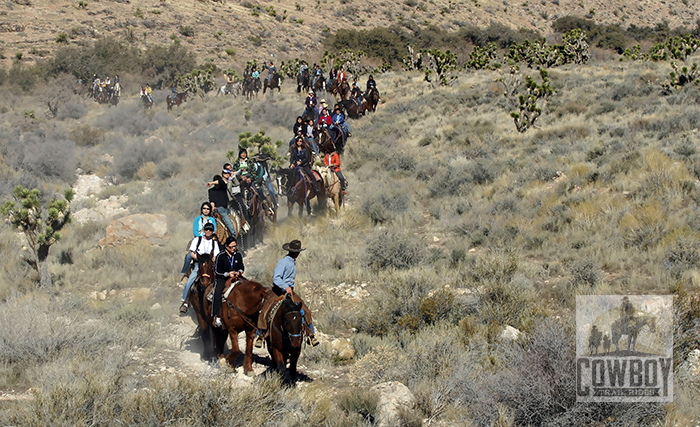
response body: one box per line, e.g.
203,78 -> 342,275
198,253 -> 214,288
280,296 -> 304,349
647,316 -> 657,333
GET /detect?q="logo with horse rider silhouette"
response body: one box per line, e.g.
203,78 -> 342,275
576,295 -> 673,402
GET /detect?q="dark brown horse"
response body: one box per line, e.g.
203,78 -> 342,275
243,77 -> 261,100
278,167 -> 326,217
266,294 -> 304,384
185,253 -> 217,360
339,99 -> 363,119
95,91 -> 119,106
297,69 -> 310,93
363,87 -> 380,113
167,92 -> 188,111
141,94 -> 153,109
312,75 -> 326,94
203,278 -> 271,375
263,73 -> 281,94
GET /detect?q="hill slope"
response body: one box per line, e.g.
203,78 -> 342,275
2,0 -> 699,69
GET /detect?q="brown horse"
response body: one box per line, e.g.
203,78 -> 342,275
318,166 -> 343,216
279,167 -> 326,217
167,92 -> 188,111
243,77 -> 261,100
339,99 -> 363,119
95,91 -> 118,106
363,87 -> 380,113
246,187 -> 276,247
185,253 -> 217,360
266,294 -> 304,384
203,278 -> 271,375
263,73 -> 281,94
141,95 -> 153,109
312,75 -> 326,94
297,69 -> 310,93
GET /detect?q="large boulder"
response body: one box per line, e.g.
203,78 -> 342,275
370,381 -> 416,427
98,214 -> 170,247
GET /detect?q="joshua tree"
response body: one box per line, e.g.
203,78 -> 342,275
1,186 -> 73,288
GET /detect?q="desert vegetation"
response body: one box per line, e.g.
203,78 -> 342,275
1,18 -> 700,427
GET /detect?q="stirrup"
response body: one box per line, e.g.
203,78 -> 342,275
307,335 -> 320,347
253,332 -> 265,348
242,222 -> 251,232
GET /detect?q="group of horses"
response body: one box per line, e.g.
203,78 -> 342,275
295,70 -> 381,119
184,255 -> 305,383
92,83 -> 121,106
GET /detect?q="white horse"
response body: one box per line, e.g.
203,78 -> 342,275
113,82 -> 121,98
217,82 -> 242,97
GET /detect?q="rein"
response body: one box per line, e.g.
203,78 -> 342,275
224,298 -> 259,329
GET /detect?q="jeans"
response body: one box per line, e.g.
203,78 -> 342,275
265,180 -> 278,206
180,251 -> 193,274
306,136 -> 319,155
182,262 -> 199,301
216,206 -> 237,236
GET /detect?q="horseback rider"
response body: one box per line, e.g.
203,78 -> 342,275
139,85 -> 149,103
299,60 -> 309,77
318,108 -> 332,128
318,99 -> 328,117
329,68 -> 337,83
332,106 -> 351,139
365,74 -> 379,100
312,64 -> 324,88
180,202 -> 218,281
251,66 -> 260,80
170,80 -> 178,102
212,236 -> 244,328
351,81 -> 363,107
290,136 -> 321,194
207,164 -> 249,239
305,118 -> 319,155
266,61 -> 276,84
323,150 -> 347,193
337,66 -> 347,84
226,72 -> 235,93
233,147 -> 255,180
252,153 -> 278,208
304,91 -> 317,120
291,116 -> 305,147
179,222 -> 220,314
146,84 -> 154,103
253,239 -> 319,347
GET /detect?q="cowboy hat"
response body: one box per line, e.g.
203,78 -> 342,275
282,239 -> 305,252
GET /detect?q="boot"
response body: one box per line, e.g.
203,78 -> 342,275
253,329 -> 265,348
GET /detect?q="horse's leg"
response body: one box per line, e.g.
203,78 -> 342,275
270,347 -> 290,383
243,329 -> 255,376
289,349 -> 300,384
226,327 -> 241,369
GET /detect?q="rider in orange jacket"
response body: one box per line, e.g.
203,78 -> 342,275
323,151 -> 347,192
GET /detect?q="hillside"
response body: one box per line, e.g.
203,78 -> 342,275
1,0 -> 699,69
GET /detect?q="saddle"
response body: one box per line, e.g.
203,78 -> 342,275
206,280 -> 240,302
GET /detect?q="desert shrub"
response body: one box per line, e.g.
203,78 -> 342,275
360,188 -> 411,224
336,388 -> 379,425
427,160 -> 494,197
57,100 -> 88,120
674,292 -> 700,367
140,42 -> 197,88
3,362 -> 299,426
490,319 -> 575,425
663,238 -> 700,279
69,124 -> 105,147
18,131 -> 76,182
365,229 -> 425,270
458,23 -> 541,49
327,27 -> 404,63
156,158 -> 181,179
112,137 -> 165,179
349,345 -> 406,385
568,258 -> 600,287
354,273 -> 432,336
0,295 -> 139,365
47,37 -> 141,80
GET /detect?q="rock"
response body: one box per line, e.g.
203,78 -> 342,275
500,325 -> 521,341
370,381 -> 416,427
98,214 -> 169,247
679,349 -> 700,384
150,303 -> 161,310
331,338 -> 355,360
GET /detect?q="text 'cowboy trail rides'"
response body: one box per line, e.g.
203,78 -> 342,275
576,295 -> 673,402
